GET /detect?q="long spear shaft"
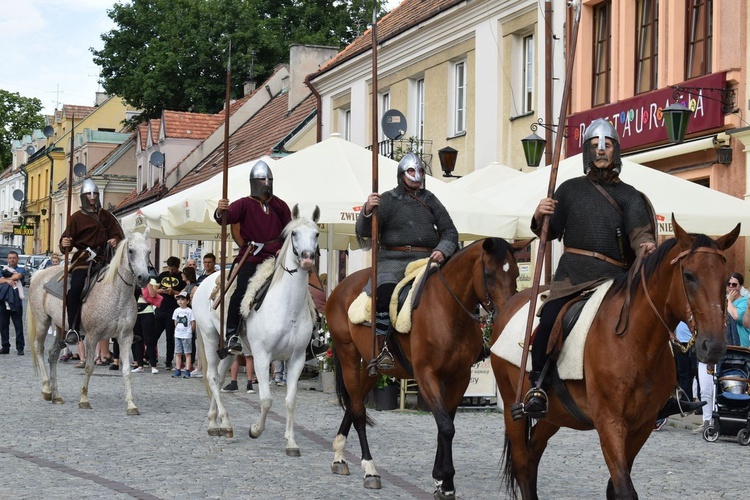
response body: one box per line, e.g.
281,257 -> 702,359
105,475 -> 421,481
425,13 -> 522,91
61,116 -> 75,341
368,1 -> 380,377
219,41 -> 232,347
513,1 -> 582,409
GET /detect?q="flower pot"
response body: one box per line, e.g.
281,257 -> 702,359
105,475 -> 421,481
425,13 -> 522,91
367,385 -> 399,411
321,370 -> 336,394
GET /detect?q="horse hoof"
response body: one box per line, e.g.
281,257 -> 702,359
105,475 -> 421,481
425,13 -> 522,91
249,427 -> 260,439
78,402 -> 92,410
285,447 -> 301,457
126,408 -> 140,416
220,428 -> 234,438
331,461 -> 350,475
207,428 -> 221,437
42,392 -> 52,401
52,397 -> 65,405
433,487 -> 456,499
363,474 -> 382,489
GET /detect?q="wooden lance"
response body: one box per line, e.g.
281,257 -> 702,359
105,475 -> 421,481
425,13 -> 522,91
218,41 -> 232,349
368,1 -> 380,377
61,116 -> 75,345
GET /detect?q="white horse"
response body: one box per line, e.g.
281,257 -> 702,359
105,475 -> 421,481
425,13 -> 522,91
28,230 -> 151,414
195,205 -> 319,455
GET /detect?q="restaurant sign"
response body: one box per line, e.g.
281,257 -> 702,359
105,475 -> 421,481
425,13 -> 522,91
13,225 -> 35,236
567,72 -> 727,155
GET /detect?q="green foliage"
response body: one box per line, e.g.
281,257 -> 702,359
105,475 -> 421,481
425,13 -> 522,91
93,0 -> 388,122
0,90 -> 44,169
375,374 -> 397,389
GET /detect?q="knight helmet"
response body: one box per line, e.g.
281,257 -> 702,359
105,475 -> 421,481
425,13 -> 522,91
582,118 -> 622,175
397,153 -> 425,189
80,179 -> 101,211
249,160 -> 273,199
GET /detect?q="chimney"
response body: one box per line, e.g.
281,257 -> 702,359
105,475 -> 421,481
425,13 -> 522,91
289,44 -> 339,111
95,92 -> 109,106
244,79 -> 256,96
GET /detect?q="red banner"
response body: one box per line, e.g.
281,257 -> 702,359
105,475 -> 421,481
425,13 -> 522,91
566,72 -> 727,154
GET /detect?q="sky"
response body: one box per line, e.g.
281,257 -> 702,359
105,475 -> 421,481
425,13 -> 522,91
0,0 -> 403,117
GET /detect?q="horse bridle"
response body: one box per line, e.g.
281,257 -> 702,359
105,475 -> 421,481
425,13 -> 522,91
641,245 -> 726,352
282,232 -> 320,276
434,249 -> 495,324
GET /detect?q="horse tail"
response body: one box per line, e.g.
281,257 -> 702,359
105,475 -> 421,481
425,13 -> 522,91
501,431 -> 518,499
28,305 -> 41,376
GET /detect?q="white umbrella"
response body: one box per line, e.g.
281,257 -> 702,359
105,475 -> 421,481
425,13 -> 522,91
444,162 -> 523,194
473,154 -> 750,237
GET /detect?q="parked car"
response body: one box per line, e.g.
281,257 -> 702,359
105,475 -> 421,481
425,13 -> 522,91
24,254 -> 49,282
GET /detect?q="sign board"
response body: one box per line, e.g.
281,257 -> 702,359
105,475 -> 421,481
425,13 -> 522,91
463,358 -> 496,398
13,225 -> 34,236
1,221 -> 13,234
567,72 -> 727,154
178,240 -> 197,246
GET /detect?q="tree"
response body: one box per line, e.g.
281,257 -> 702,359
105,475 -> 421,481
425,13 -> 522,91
0,90 -> 44,169
92,0 -> 386,122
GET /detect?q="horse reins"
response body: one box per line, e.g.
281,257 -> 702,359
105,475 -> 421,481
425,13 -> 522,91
434,249 -> 495,324
640,246 -> 726,352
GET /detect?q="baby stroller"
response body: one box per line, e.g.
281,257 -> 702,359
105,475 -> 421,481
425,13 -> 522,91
703,345 -> 750,445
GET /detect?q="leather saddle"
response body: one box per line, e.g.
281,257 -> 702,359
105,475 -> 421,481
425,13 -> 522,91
42,265 -> 105,302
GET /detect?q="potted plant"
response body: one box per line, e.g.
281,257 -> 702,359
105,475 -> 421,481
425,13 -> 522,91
317,315 -> 336,393
366,374 -> 399,411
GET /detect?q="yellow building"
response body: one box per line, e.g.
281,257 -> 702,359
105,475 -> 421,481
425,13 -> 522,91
23,96 -> 138,254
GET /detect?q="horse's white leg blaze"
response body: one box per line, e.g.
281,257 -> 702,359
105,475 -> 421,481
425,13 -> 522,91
332,434 -> 349,467
361,459 -> 381,489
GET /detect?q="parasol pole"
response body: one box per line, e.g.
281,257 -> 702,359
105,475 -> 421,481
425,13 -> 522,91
512,0 -> 582,415
218,40 -> 232,349
61,116 -> 75,345
368,1 -> 380,377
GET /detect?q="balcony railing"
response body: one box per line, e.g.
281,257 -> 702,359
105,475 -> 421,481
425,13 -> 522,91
369,138 -> 433,172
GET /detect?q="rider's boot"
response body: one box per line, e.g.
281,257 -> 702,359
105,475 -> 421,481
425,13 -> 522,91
367,312 -> 394,371
64,325 -> 82,345
656,395 -> 706,420
523,370 -> 548,418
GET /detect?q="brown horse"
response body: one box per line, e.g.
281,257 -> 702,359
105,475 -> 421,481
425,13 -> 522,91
326,237 -> 529,498
491,218 -> 740,500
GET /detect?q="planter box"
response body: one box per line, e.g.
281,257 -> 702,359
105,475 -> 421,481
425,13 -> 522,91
365,385 -> 399,411
321,371 -> 336,393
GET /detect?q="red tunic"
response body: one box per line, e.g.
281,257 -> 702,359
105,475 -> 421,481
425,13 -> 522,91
214,196 -> 291,263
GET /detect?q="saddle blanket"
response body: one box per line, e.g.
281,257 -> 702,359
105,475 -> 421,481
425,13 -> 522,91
42,267 -> 104,301
348,258 -> 432,334
490,280 -> 613,380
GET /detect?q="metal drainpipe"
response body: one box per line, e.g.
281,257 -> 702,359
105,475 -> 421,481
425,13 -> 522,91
18,164 -> 28,250
304,74 -> 322,143
44,147 -> 55,253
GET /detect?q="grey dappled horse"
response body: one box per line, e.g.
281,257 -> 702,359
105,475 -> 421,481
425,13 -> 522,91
28,230 -> 151,414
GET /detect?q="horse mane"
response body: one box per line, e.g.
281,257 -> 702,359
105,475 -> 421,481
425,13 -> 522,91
444,237 -> 513,268
610,233 -> 718,294
100,237 -> 129,286
270,217 -> 317,287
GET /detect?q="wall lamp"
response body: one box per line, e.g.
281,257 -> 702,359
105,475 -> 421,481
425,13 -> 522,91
714,132 -> 733,165
521,119 -> 570,167
665,85 -> 739,144
438,146 -> 461,178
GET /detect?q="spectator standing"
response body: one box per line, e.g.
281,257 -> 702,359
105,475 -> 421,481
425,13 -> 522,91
673,321 -> 695,402
0,251 -> 25,355
171,292 -> 195,378
155,256 -> 185,370
222,353 -> 255,394
197,253 -> 217,284
726,272 -> 750,347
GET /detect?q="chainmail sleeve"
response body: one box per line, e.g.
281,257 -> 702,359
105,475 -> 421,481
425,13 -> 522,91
423,190 -> 458,258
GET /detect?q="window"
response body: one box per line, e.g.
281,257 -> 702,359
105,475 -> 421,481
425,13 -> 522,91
592,2 -> 611,106
380,92 -> 390,142
635,0 -> 658,94
686,0 -> 712,79
343,109 -> 352,141
415,78 -> 425,141
522,35 -> 534,113
454,61 -> 467,134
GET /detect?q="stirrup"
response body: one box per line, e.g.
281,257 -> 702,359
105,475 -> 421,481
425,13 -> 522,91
522,387 -> 548,419
367,347 -> 395,371
64,329 -> 81,345
226,335 -> 243,356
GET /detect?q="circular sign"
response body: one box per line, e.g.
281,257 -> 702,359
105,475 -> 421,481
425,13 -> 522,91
381,109 -> 407,141
12,189 -> 24,202
73,163 -> 87,178
150,151 -> 165,167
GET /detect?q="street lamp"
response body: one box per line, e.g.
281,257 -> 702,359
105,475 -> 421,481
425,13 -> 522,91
662,103 -> 692,144
521,132 -> 547,167
438,146 -> 460,178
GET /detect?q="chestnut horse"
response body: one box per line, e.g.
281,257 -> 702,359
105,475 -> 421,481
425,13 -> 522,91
326,237 -> 529,498
491,218 -> 740,500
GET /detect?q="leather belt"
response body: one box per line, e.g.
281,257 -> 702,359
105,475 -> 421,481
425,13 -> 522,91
383,245 -> 432,253
565,247 -> 627,269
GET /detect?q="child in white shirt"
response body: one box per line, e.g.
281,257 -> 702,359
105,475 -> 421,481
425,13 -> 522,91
171,292 -> 195,378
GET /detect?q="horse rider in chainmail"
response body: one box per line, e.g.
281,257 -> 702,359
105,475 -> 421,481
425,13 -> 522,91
523,118 -> 704,420
356,153 -> 458,370
61,179 -> 124,345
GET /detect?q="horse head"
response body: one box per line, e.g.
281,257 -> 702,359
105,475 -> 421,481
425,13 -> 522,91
670,215 -> 740,364
124,228 -> 152,288
288,204 -> 320,272
478,237 -> 533,313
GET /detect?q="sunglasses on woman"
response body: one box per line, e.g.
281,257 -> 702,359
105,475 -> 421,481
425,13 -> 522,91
728,282 -> 740,288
